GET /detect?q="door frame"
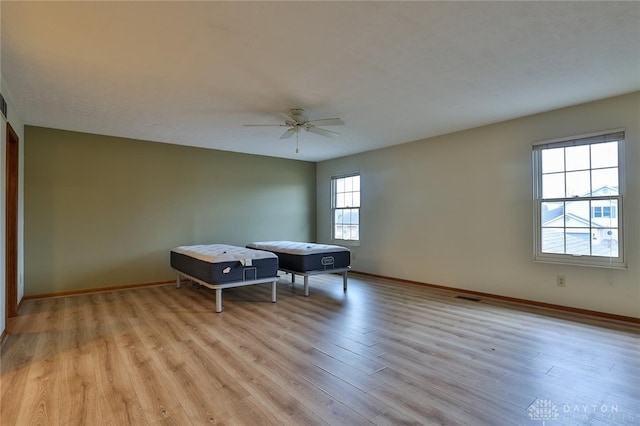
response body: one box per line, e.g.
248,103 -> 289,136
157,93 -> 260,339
6,122 -> 19,319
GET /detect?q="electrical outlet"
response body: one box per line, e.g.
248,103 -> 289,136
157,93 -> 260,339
557,275 -> 566,287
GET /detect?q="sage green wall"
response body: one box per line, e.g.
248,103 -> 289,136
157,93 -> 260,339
25,127 -> 316,295
317,92 -> 640,318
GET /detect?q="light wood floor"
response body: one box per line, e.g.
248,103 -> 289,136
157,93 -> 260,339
2,273 -> 639,425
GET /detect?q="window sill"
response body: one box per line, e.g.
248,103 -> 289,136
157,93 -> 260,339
333,240 -> 360,248
534,256 -> 626,269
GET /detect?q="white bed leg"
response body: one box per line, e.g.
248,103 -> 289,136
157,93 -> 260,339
304,276 -> 309,297
176,272 -> 182,289
215,289 -> 222,313
271,281 -> 277,303
343,271 -> 348,292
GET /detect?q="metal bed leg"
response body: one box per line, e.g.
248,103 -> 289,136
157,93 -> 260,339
176,272 -> 182,288
343,271 -> 348,292
215,289 -> 222,313
291,273 -> 296,284
271,281 -> 277,303
304,275 -> 309,297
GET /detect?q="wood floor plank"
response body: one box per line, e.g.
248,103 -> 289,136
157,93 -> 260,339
129,292 -> 250,423
0,299 -> 47,425
11,298 -> 66,426
211,311 -> 372,425
223,395 -> 288,426
149,286 -> 330,425
56,296 -> 103,426
2,274 -> 638,425
91,293 -> 157,425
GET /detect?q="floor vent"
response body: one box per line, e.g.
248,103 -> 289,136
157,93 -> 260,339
455,295 -> 481,302
0,92 -> 6,119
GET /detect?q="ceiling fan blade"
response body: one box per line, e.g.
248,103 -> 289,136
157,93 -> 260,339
243,124 -> 287,127
307,118 -> 344,126
280,128 -> 297,139
307,126 -> 340,137
277,112 -> 298,125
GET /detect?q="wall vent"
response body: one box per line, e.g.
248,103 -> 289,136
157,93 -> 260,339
0,92 -> 7,119
455,295 -> 481,302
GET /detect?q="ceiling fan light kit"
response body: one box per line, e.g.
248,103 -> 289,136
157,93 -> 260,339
244,109 -> 344,153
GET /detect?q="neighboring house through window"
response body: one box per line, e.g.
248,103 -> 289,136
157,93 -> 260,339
593,205 -> 616,218
332,173 -> 360,243
533,130 -> 625,268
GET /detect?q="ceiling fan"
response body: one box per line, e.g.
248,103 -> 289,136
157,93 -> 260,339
244,109 -> 344,153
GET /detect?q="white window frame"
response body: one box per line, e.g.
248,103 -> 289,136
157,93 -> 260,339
533,129 -> 625,269
331,172 -> 360,246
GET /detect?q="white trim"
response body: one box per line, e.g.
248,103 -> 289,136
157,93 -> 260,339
331,239 -> 361,247
331,173 -> 361,243
533,128 -> 625,147
331,170 -> 360,180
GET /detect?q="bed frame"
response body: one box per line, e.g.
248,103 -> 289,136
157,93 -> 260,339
246,241 -> 350,296
171,244 -> 278,312
282,267 -> 349,297
175,270 -> 277,313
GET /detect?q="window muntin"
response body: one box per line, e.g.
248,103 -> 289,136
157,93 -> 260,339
332,173 -> 360,242
534,131 -> 625,268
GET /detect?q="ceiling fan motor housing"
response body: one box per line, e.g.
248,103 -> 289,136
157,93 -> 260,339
289,109 -> 308,123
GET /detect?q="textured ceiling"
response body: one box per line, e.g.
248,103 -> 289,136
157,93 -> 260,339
2,1 -> 639,161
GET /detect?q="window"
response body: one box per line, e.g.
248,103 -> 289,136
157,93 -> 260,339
332,173 -> 360,242
592,206 -> 616,218
533,130 -> 625,268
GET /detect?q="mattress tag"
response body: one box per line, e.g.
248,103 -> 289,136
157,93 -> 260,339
222,267 -> 231,274
245,258 -> 252,267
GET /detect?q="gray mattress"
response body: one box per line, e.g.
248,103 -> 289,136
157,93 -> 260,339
171,244 -> 278,284
246,241 -> 350,273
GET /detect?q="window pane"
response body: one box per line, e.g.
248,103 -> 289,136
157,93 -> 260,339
565,201 -> 589,227
565,229 -> 591,255
591,168 -> 618,194
351,209 -> 359,225
335,210 -> 343,225
542,148 -> 564,173
541,201 -> 564,224
343,210 -> 352,225
592,229 -> 618,257
350,225 -> 359,240
566,170 -> 590,197
334,225 -> 344,240
542,173 -> 565,199
541,228 -> 565,254
336,179 -> 344,193
565,145 -> 590,171
352,176 -> 360,191
344,193 -> 353,208
344,177 -> 352,192
336,193 -> 345,208
592,200 -> 618,226
352,192 -> 361,207
591,141 -> 618,169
